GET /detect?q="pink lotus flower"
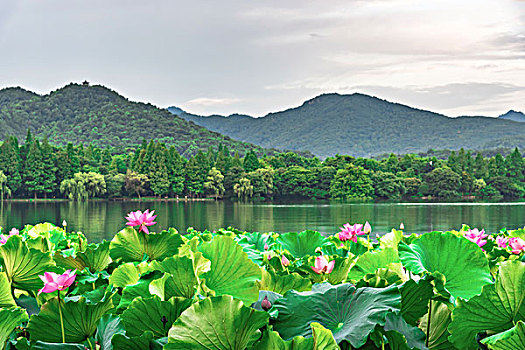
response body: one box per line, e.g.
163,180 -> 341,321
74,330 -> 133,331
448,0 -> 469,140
311,256 -> 335,274
495,236 -> 508,249
38,270 -> 77,295
0,228 -> 20,245
338,223 -> 366,242
509,237 -> 525,254
125,209 -> 157,234
281,255 -> 290,267
464,228 -> 488,248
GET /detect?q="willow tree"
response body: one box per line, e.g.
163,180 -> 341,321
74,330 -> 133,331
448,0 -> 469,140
204,167 -> 225,200
234,177 -> 253,200
0,170 -> 11,202
60,172 -> 106,201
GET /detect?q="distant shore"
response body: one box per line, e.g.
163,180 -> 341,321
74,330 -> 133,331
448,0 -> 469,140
0,197 -> 217,203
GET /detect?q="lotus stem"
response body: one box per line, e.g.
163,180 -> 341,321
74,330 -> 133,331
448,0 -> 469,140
87,337 -> 94,350
367,233 -> 370,251
426,298 -> 432,348
57,291 -> 66,343
381,337 -> 385,350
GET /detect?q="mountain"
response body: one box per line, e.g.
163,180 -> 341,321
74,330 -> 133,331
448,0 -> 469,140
0,83 -> 300,157
499,110 -> 525,123
174,93 -> 525,158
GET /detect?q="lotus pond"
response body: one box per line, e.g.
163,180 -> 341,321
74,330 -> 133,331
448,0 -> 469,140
0,211 -> 524,350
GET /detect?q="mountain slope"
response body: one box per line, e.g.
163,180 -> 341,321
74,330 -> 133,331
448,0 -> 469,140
499,110 -> 525,123
176,93 -> 525,158
0,83 -> 294,157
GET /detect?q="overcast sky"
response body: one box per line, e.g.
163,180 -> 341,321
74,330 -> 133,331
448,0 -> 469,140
0,0 -> 524,117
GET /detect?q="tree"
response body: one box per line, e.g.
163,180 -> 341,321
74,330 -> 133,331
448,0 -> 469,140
60,172 -> 106,200
105,173 -> 126,198
0,170 -> 11,201
24,140 -> 45,199
234,177 -> 253,200
40,137 -> 57,198
371,171 -> 405,200
329,164 -> 374,199
404,177 -> 422,197
247,168 -> 274,199
125,170 -> 149,199
0,137 -> 22,194
204,167 -> 225,200
242,150 -> 261,173
424,167 -> 462,199
167,147 -> 186,196
147,143 -> 170,197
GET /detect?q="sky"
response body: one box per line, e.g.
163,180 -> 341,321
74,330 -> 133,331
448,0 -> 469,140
0,0 -> 524,117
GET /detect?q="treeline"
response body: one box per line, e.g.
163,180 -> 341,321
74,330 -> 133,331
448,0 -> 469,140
0,132 -> 524,201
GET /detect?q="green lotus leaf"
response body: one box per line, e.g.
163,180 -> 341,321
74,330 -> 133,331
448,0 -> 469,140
481,321 -> 525,350
117,271 -> 163,310
347,248 -> 400,281
149,256 -> 199,299
272,283 -> 401,347
198,235 -> 262,305
399,279 -> 434,326
382,312 -> 427,350
0,307 -> 28,347
327,256 -> 354,285
277,230 -> 329,258
165,295 -> 269,350
0,272 -> 16,308
0,235 -> 55,292
399,231 -> 492,300
95,314 -> 125,350
379,229 -> 404,250
237,232 -> 273,252
356,264 -> 405,288
28,295 -> 114,343
252,323 -> 339,350
448,260 -> 525,350
112,331 -> 154,350
15,294 -> 40,317
109,263 -> 140,288
32,342 -> 86,349
54,241 -> 111,273
420,301 -> 457,350
258,269 -> 312,294
121,296 -> 192,338
109,227 -> 183,263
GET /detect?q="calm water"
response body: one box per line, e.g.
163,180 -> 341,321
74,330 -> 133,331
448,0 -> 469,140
0,200 -> 524,242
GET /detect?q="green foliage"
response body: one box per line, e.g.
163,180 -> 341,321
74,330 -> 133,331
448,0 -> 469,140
165,295 -> 269,349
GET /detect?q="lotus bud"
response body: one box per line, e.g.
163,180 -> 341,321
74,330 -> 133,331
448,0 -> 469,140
400,222 -> 404,230
364,221 -> 372,234
261,296 -> 272,311
281,255 -> 290,267
62,220 -> 67,227
264,242 -> 269,251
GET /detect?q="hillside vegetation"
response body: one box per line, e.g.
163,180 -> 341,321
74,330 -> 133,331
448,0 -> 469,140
0,83 -> 294,158
177,93 -> 525,158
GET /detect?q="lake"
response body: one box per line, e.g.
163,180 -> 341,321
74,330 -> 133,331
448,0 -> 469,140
0,200 -> 524,242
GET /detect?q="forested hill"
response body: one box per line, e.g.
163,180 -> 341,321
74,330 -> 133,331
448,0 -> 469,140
176,93 -> 525,158
0,83 -> 295,158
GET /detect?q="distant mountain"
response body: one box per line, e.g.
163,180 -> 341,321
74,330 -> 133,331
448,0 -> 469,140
499,110 -> 525,123
174,93 -> 525,158
0,84 -> 295,157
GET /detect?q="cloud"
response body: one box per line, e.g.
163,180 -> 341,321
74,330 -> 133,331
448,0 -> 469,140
186,97 -> 242,107
351,82 -> 525,116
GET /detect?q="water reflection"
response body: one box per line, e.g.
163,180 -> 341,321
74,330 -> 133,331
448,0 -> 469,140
0,200 -> 524,242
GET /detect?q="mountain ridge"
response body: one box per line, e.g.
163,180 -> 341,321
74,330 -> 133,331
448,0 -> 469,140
172,93 -> 525,158
0,83 -> 305,158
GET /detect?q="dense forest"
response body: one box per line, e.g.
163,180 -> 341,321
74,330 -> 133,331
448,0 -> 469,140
0,132 -> 523,201
0,83 -> 307,158
178,93 -> 525,158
